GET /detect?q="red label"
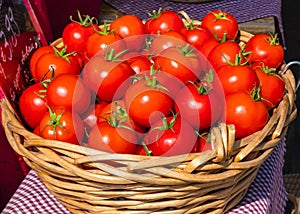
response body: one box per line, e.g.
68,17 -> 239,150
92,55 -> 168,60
0,1 -> 41,119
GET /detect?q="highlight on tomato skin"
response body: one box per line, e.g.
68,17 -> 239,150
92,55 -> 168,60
225,90 -> 269,139
19,82 -> 48,129
33,47 -> 82,82
82,101 -> 108,132
143,115 -> 198,156
38,106 -> 85,145
201,10 -> 239,41
251,62 -> 285,109
62,10 -> 101,54
110,14 -> 147,52
87,116 -> 138,154
22,8 -> 285,156
244,33 -> 284,69
46,73 -> 92,114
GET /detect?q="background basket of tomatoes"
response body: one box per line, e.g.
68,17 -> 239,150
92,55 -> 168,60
1,9 -> 298,214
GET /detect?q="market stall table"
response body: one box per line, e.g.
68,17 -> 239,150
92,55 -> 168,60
103,0 -> 285,47
2,139 -> 287,214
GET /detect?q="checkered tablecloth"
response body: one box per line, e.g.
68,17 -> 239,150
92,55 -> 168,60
2,139 -> 287,214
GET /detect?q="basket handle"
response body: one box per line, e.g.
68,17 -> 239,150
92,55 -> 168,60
280,60 -> 300,92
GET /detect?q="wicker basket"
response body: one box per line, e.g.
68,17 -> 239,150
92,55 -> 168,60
1,25 -> 298,214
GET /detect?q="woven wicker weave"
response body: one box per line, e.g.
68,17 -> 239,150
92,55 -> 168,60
1,26 -> 298,213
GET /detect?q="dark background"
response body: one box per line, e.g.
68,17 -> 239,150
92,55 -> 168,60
282,0 -> 300,174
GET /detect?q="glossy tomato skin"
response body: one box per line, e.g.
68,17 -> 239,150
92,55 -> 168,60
88,121 -> 137,154
154,71 -> 185,97
62,22 -> 99,54
153,46 -> 202,84
82,54 -> 136,102
143,116 -> 198,156
39,106 -> 84,144
225,91 -> 269,139
19,82 -> 48,129
175,82 -> 223,130
135,145 -> 148,155
46,73 -> 91,114
150,30 -> 187,55
86,30 -> 126,58
29,45 -> 54,82
207,41 -> 241,71
73,51 -> 90,67
201,10 -> 238,41
126,55 -> 153,74
198,37 -> 219,58
181,24 -> 214,51
98,100 -> 146,140
98,100 -> 127,124
109,14 -> 147,52
252,63 -> 285,109
245,34 -> 284,68
146,10 -> 185,34
197,133 -> 212,152
216,64 -> 260,95
82,102 -> 108,131
124,78 -> 174,128
35,50 -> 81,82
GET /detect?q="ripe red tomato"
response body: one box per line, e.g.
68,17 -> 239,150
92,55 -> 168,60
252,63 -> 285,109
29,45 -> 55,82
154,70 -> 186,97
225,91 -> 269,139
82,49 -> 136,102
181,23 -> 214,51
245,33 -> 284,68
145,9 -> 185,34
126,55 -> 153,74
62,11 -> 100,53
201,10 -> 238,41
134,144 -> 149,156
82,102 -> 108,131
98,99 -> 146,139
175,82 -> 224,130
73,51 -> 90,67
216,63 -> 260,95
109,14 -> 147,52
39,106 -> 84,144
198,37 -> 219,58
207,41 -> 241,71
34,47 -> 81,82
86,25 -> 126,58
197,133 -> 212,152
88,120 -> 137,154
149,30 -> 187,55
143,115 -> 198,156
153,45 -> 202,84
19,82 -> 48,129
46,73 -> 91,114
97,100 -> 126,123
33,125 -> 40,136
124,76 -> 174,128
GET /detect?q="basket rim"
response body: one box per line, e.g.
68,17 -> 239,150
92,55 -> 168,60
0,19 -> 298,212
0,62 -> 296,172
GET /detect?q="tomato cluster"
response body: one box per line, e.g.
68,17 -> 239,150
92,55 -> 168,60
19,9 -> 285,156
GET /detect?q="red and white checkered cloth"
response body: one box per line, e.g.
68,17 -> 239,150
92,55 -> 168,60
2,139 -> 287,214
